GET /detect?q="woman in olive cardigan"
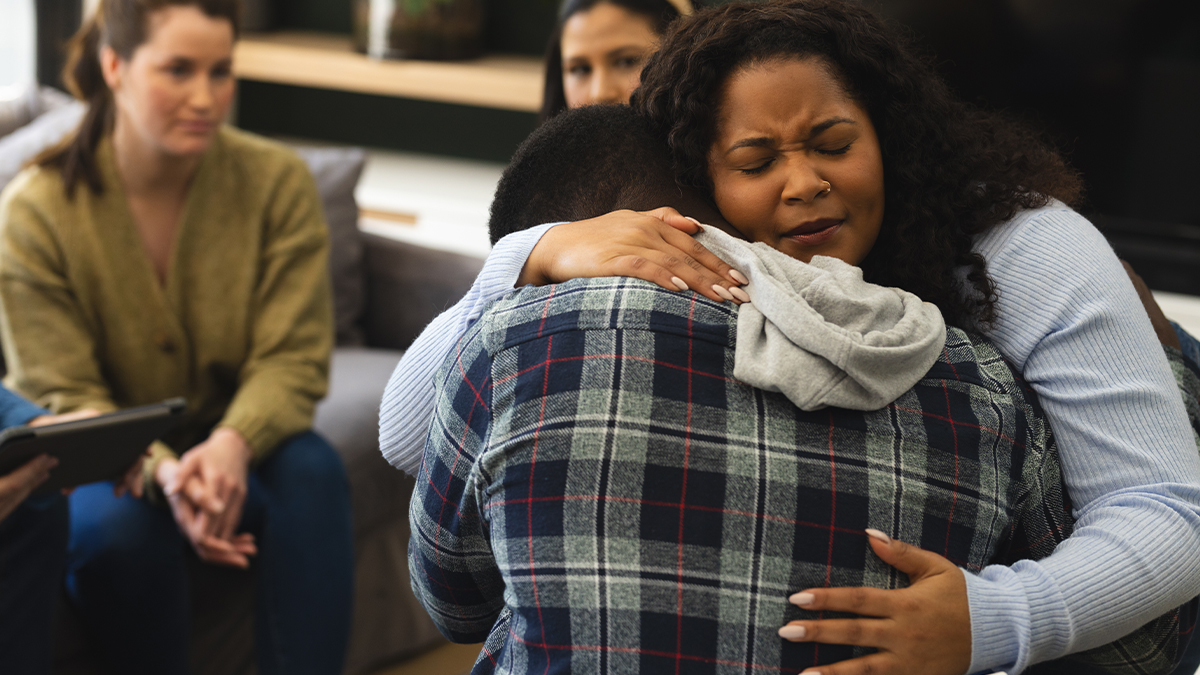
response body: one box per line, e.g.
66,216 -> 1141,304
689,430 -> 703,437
0,1 -> 353,673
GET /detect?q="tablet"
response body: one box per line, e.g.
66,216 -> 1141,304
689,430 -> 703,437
0,398 -> 186,493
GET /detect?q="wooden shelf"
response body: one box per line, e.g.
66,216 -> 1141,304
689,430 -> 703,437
233,31 -> 544,113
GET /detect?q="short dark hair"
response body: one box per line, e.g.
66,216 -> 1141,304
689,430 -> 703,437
488,104 -> 720,245
632,0 -> 1084,327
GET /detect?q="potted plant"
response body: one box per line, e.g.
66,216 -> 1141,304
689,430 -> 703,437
354,0 -> 484,60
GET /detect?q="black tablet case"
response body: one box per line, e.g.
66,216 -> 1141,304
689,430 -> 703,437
0,398 -> 185,493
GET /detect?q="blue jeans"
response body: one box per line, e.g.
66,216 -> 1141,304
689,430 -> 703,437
66,431 -> 354,675
0,493 -> 68,674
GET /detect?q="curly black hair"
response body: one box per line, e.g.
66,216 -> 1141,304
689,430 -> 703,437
631,0 -> 1083,328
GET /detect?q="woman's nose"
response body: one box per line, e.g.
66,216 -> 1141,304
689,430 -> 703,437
781,159 -> 830,203
590,70 -> 626,105
189,77 -> 215,111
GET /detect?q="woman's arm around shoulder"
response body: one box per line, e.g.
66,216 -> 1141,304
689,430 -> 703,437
379,222 -> 559,475
966,203 -> 1200,672
378,208 -> 745,474
0,170 -> 119,415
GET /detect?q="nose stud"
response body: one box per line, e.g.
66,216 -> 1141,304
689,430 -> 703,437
819,181 -> 832,196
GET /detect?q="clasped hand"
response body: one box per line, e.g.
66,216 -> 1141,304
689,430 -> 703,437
779,531 -> 973,675
156,427 -> 256,568
519,207 -> 750,304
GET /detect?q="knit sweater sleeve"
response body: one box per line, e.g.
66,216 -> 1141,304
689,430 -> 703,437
964,204 -> 1200,673
379,222 -> 557,475
0,173 -> 121,418
218,156 -> 334,460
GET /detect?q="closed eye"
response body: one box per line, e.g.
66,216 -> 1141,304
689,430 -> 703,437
818,143 -> 852,156
739,158 -> 775,175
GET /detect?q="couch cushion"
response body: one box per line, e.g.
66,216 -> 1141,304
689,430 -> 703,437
315,346 -> 447,674
0,98 -> 84,193
315,346 -> 407,535
361,232 -> 485,351
0,85 -> 75,140
291,146 -> 368,347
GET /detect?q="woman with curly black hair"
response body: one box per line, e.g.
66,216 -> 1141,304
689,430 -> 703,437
381,1 -> 1200,673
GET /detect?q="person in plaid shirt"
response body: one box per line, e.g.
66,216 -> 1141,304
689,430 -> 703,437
407,106 -> 1198,675
410,274 -> 1199,675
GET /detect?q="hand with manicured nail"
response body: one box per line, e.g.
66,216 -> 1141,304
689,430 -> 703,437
778,529 -> 972,675
518,208 -> 749,305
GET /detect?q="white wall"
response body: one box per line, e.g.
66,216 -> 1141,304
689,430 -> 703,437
0,0 -> 35,101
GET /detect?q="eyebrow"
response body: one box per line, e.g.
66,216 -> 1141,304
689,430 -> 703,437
725,116 -> 858,153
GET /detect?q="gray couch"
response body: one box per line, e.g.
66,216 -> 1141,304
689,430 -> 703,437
0,92 -> 490,673
318,232 -> 486,674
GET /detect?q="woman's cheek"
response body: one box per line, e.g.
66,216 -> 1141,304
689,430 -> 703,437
716,180 -> 765,235
214,81 -> 236,119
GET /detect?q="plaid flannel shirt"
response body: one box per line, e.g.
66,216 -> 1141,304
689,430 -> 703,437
409,277 -> 1197,675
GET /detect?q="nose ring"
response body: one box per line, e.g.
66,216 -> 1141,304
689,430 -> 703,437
819,181 -> 832,196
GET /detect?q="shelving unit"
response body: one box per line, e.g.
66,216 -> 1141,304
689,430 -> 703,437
233,31 -> 544,112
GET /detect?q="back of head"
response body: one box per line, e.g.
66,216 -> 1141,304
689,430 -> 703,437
489,104 -> 718,245
38,0 -> 241,197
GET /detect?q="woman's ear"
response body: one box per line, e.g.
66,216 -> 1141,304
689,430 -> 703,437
99,45 -> 123,91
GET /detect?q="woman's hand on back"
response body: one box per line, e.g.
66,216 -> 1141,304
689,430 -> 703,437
779,531 -> 973,675
156,427 -> 256,568
519,207 -> 750,304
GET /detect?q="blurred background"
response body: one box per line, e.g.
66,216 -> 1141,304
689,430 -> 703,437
7,0 -> 1200,294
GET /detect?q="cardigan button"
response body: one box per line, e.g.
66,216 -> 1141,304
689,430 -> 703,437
154,331 -> 176,354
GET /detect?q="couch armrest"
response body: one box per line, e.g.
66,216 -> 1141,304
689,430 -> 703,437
360,232 -> 486,351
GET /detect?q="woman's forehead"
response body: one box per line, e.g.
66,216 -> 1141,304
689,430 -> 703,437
137,5 -> 234,58
561,3 -> 658,55
715,58 -> 865,141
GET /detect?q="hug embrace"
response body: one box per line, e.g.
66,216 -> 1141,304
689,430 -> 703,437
388,1 -> 1200,674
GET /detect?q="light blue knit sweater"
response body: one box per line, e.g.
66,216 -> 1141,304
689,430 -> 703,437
379,203 -> 1200,674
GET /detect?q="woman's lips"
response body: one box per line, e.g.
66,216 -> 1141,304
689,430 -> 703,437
177,120 -> 216,134
784,218 -> 843,247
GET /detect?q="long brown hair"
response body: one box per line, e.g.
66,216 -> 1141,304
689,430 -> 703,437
539,0 -> 684,123
38,0 -> 241,197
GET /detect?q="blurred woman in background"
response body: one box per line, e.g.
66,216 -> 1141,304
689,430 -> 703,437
538,0 -> 690,122
0,1 -> 354,673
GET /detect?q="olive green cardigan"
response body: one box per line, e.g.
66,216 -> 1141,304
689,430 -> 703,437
0,127 -> 333,489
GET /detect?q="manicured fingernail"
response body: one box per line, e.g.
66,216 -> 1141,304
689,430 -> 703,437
729,286 -> 751,303
865,528 -> 892,545
778,625 -> 806,640
713,284 -> 735,301
671,276 -> 689,291
685,216 -> 703,227
730,269 -> 749,285
789,592 -> 815,606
